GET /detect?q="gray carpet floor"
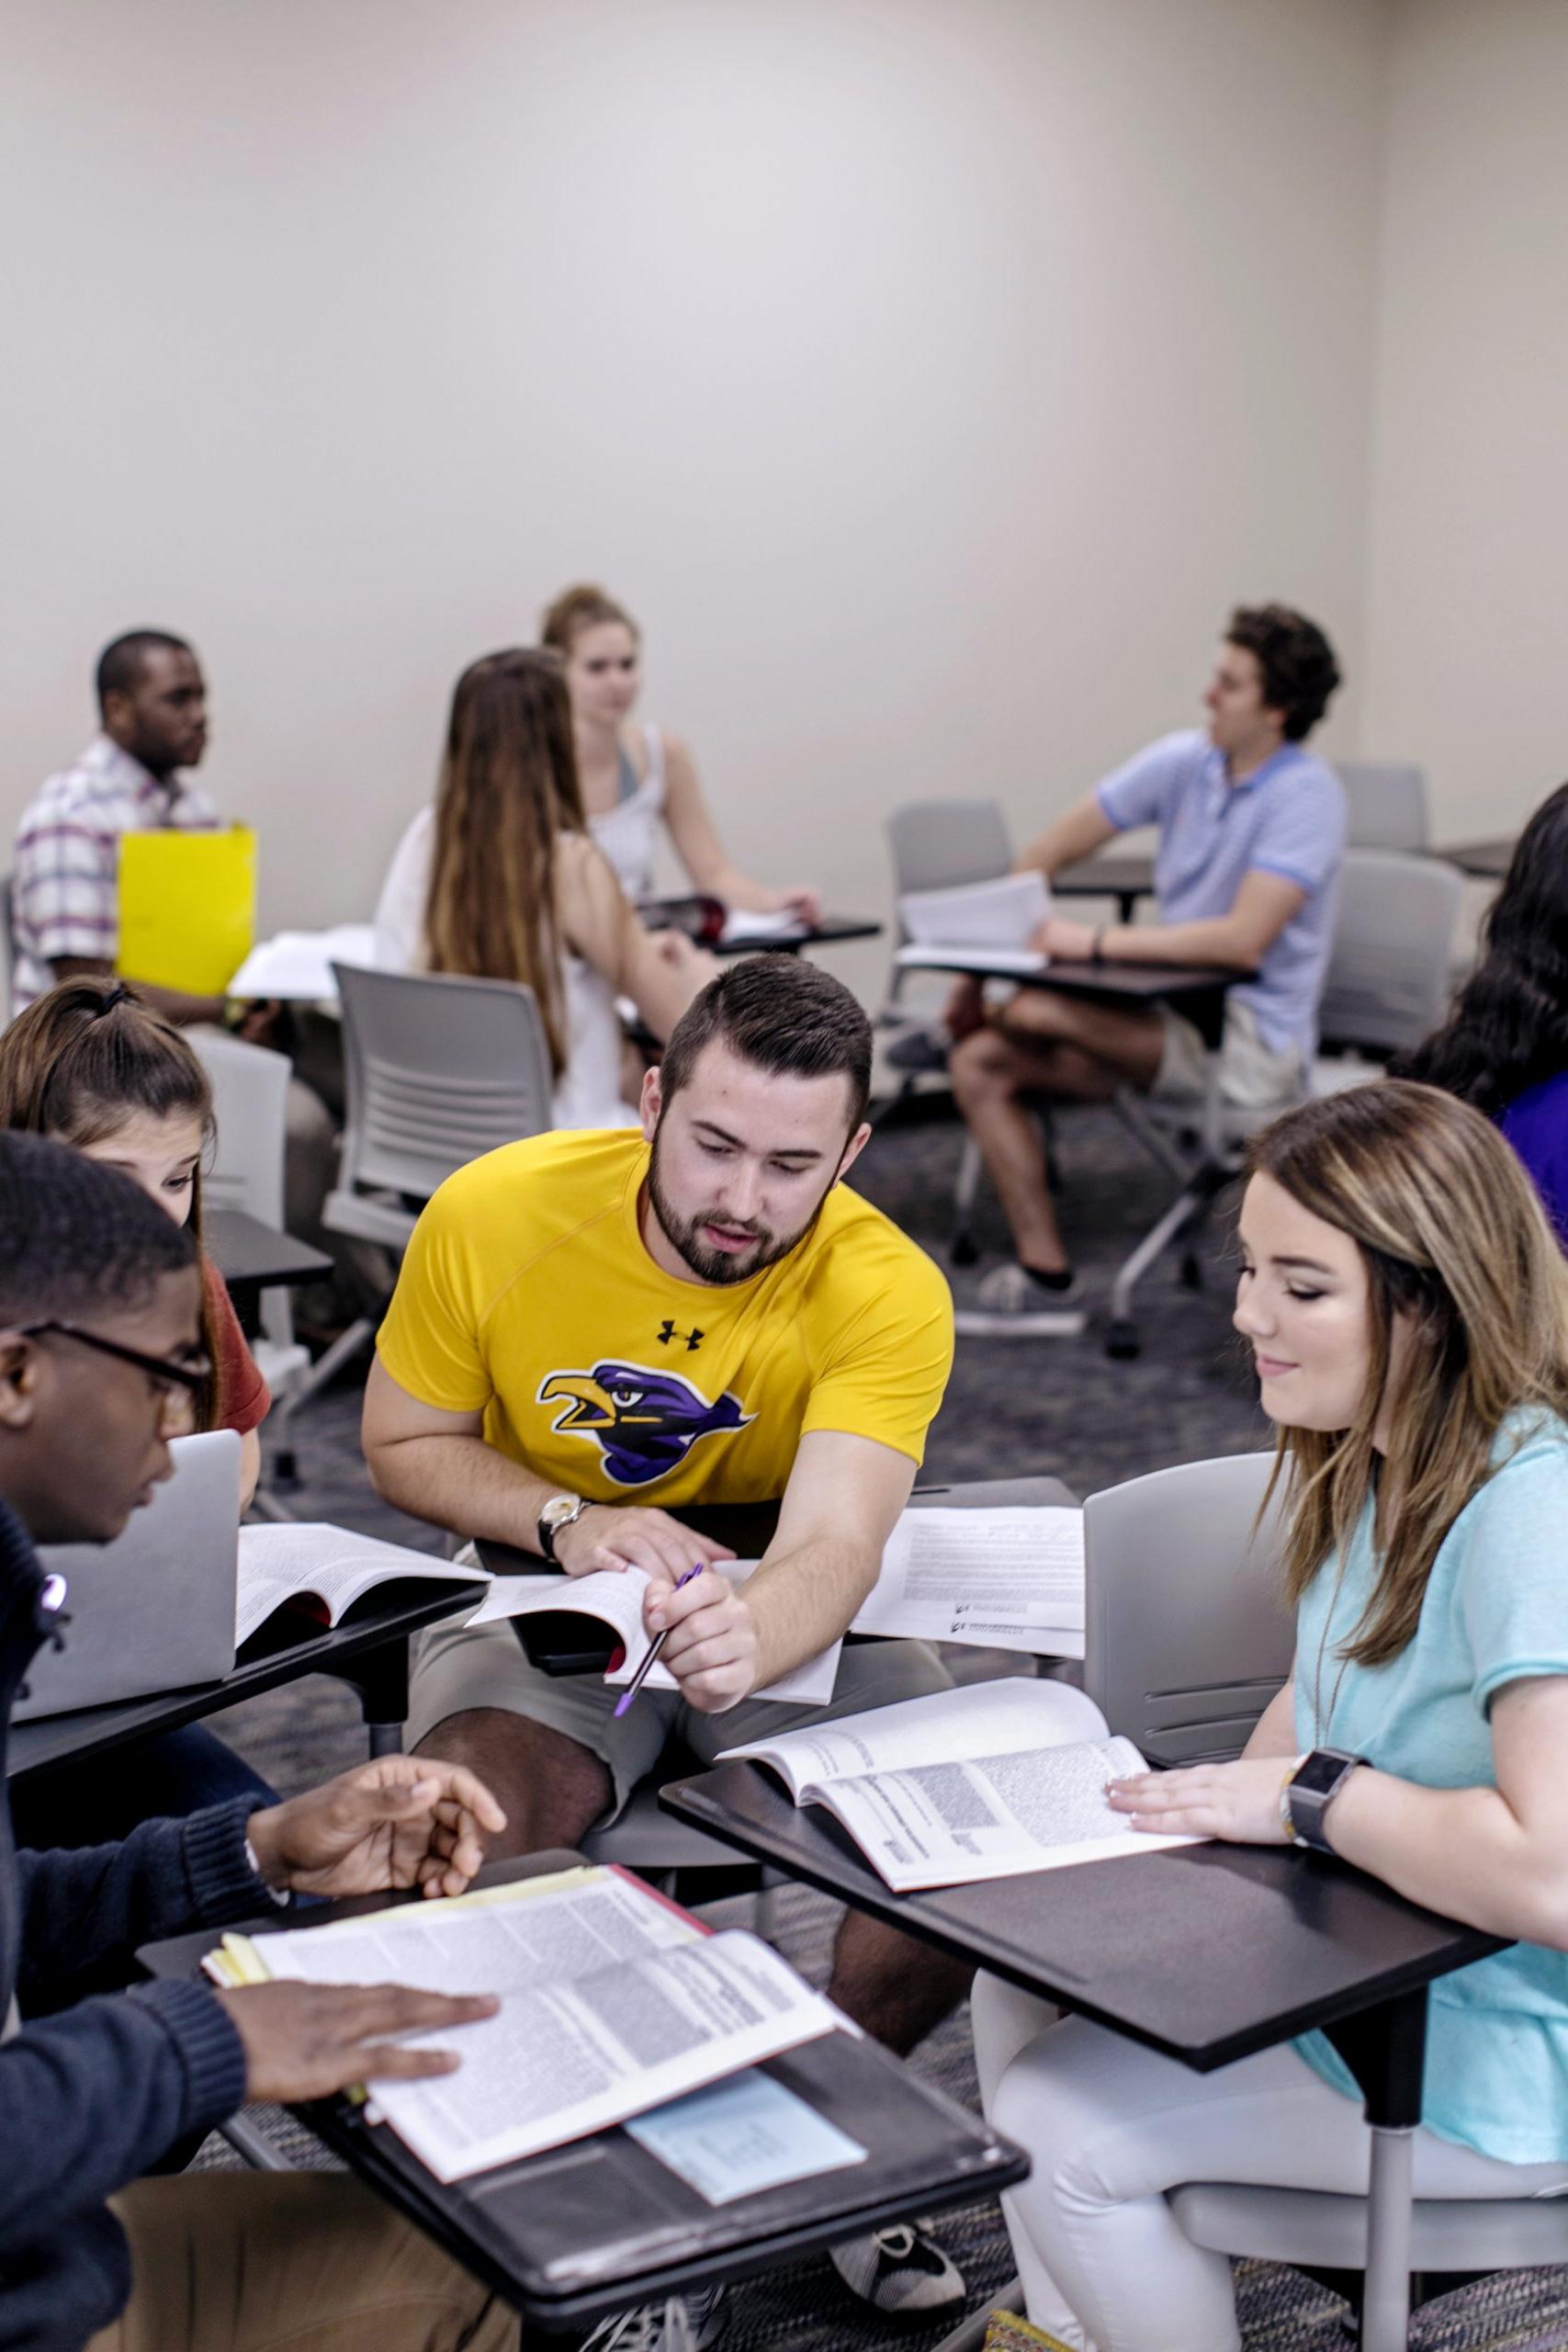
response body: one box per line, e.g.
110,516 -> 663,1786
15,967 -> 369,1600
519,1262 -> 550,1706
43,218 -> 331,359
197,1100 -> 1568,2350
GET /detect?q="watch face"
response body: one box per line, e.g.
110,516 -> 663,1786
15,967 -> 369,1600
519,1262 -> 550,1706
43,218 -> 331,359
1294,1749 -> 1352,1798
541,1495 -> 579,1531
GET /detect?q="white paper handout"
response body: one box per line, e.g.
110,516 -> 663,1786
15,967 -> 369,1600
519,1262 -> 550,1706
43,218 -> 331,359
719,908 -> 809,944
718,1679 -> 1205,1892
235,1521 -> 488,1648
466,1560 -> 842,1704
226,924 -> 379,1001
850,1507 -> 1085,1658
209,1866 -> 840,2181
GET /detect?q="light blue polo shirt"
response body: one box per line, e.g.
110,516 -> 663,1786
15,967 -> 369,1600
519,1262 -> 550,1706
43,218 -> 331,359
1292,1413 -> 1568,2164
1094,729 -> 1347,1058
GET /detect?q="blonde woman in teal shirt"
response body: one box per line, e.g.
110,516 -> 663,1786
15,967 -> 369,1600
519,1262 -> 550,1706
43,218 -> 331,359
974,1080 -> 1568,2352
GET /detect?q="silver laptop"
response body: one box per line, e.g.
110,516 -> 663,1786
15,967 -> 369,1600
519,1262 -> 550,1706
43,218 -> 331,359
17,1430 -> 241,1719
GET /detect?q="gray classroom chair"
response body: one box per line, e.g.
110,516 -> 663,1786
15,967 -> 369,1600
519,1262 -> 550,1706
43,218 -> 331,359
884,797 -> 1013,1018
1082,1451 -> 1292,1763
1314,848 -> 1463,1065
1333,761 -> 1429,854
1099,849 -> 1464,1355
190,1030 -> 312,1399
268,964 -> 554,1482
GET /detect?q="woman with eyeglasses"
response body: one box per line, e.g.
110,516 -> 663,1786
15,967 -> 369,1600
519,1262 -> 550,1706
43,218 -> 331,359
0,975 -> 275,1843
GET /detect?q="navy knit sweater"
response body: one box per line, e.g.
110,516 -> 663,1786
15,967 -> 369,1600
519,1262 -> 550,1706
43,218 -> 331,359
0,1497 -> 262,2351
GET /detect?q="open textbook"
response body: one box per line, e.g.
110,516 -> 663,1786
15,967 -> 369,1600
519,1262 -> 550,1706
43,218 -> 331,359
205,1863 -> 839,2181
718,1680 -> 1204,1892
851,1506 -> 1084,1658
225,924 -> 378,1001
895,871 -> 1050,977
236,1523 -> 487,1648
466,1561 -> 842,1704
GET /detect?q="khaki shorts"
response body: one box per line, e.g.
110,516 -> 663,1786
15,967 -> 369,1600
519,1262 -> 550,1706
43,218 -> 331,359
1152,997 -> 1303,1112
407,1577 -> 953,1827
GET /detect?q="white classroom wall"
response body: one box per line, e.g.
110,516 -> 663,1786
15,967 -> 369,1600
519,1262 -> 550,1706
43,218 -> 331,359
1360,0 -> 1568,839
2,1 -> 1391,1002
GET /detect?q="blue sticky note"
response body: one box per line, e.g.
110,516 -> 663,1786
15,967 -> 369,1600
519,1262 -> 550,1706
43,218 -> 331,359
625,2068 -> 868,2205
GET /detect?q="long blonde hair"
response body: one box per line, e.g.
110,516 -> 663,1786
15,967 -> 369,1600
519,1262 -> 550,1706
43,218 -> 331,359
1249,1080 -> 1568,1667
422,648 -> 585,1075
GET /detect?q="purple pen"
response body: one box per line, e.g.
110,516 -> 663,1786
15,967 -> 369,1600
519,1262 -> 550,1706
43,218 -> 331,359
613,1563 -> 705,1717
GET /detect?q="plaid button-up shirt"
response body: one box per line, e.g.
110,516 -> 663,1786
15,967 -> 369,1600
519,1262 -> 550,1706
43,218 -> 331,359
10,734 -> 220,1008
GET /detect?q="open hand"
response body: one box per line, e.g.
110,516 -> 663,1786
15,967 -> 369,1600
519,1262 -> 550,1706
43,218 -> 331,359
216,1978 -> 499,2103
555,1505 -> 737,1582
1106,1756 -> 1294,1844
644,1566 -> 758,1713
245,1756 -> 507,1901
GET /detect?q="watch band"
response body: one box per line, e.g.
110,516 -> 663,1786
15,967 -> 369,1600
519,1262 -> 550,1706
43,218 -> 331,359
537,1492 -> 587,1563
1284,1747 -> 1364,1852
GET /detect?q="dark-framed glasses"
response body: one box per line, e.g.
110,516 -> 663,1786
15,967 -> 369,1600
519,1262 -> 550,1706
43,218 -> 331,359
14,1320 -> 211,1428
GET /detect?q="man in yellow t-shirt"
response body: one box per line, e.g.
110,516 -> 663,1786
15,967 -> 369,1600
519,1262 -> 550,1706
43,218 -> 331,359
363,959 -> 969,2068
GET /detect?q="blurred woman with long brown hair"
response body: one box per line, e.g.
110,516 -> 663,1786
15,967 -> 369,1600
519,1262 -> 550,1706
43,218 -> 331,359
374,648 -> 714,1124
973,1080 -> 1568,2352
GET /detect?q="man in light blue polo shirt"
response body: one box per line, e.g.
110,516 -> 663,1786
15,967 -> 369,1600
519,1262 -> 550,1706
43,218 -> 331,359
948,603 -> 1345,1327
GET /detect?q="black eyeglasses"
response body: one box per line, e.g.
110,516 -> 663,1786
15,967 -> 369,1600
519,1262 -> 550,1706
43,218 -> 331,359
15,1321 -> 212,1409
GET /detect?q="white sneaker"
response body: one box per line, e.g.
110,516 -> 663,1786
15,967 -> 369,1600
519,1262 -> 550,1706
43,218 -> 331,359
829,2221 -> 967,2324
954,1261 -> 1087,1337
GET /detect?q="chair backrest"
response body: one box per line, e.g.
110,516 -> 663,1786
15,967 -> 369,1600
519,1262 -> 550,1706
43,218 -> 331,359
190,1032 -> 293,1227
886,800 -> 1013,901
1083,1450 -> 1293,1765
333,963 -> 555,1204
1316,848 -> 1463,1057
1333,760 -> 1429,852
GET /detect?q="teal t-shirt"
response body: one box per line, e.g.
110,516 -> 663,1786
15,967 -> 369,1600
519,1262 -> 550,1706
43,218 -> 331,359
1292,1412 -> 1568,2162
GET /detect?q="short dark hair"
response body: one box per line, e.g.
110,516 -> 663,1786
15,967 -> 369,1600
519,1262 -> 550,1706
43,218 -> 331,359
0,1131 -> 196,1328
1224,605 -> 1341,741
659,957 -> 873,1128
95,629 -> 192,714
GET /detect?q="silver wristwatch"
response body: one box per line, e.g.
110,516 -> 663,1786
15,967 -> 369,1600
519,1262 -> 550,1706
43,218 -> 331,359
537,1491 -> 590,1564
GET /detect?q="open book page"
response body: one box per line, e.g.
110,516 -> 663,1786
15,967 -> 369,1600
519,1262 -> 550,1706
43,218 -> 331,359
717,1676 -> 1111,1796
850,1506 -> 1085,1655
226,924 -> 378,1001
212,1870 -> 838,2181
468,1561 -> 841,1704
893,944 -> 1048,977
897,870 -> 1050,950
719,908 -> 808,944
235,1523 -> 488,1647
819,1735 -> 1204,1891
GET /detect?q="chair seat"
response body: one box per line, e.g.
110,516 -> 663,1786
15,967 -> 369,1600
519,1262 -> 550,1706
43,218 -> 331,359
321,1186 -> 418,1251
251,1337 -> 311,1395
1172,2181 -> 1568,2268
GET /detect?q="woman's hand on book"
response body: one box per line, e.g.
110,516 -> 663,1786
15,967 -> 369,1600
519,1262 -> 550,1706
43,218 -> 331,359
1104,1757 -> 1292,1844
247,1756 -> 508,1901
216,1979 -> 500,2102
643,1566 -> 758,1713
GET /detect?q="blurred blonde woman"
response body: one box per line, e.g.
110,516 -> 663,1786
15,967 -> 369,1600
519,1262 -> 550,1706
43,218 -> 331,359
540,582 -> 820,921
374,649 -> 715,1124
975,1080 -> 1568,2352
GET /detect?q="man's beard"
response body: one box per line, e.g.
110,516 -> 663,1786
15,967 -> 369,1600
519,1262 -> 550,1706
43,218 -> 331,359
646,1133 -> 830,1286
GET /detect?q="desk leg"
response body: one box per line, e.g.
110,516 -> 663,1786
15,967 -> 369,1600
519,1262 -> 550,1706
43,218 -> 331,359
925,2277 -> 1022,2352
321,1635 -> 409,1760
1325,1986 -> 1427,2352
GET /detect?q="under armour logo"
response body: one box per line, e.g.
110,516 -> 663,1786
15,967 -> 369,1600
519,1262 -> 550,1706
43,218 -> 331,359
657,1319 -> 705,1352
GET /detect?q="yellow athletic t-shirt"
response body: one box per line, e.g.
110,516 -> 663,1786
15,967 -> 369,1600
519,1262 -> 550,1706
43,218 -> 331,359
376,1127 -> 953,1503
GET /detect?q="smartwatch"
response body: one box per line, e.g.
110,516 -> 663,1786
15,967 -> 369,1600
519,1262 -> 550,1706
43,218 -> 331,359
537,1492 -> 590,1564
1283,1748 -> 1364,1852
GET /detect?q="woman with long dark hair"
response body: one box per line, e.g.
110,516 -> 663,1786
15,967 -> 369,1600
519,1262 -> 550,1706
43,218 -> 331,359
373,648 -> 714,1122
1397,779 -> 1568,1238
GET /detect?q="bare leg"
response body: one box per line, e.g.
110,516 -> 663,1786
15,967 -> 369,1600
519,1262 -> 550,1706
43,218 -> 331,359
414,1708 -> 612,1857
826,1909 -> 976,2053
950,994 -> 1165,1269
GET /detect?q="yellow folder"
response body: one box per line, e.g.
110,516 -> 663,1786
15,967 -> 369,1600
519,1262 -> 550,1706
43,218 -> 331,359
117,825 -> 257,997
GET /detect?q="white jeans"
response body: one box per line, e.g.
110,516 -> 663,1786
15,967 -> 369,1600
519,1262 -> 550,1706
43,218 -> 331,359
972,1974 -> 1568,2352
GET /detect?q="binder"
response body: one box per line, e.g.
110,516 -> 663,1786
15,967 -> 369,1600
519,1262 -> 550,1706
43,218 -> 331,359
117,825 -> 256,996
